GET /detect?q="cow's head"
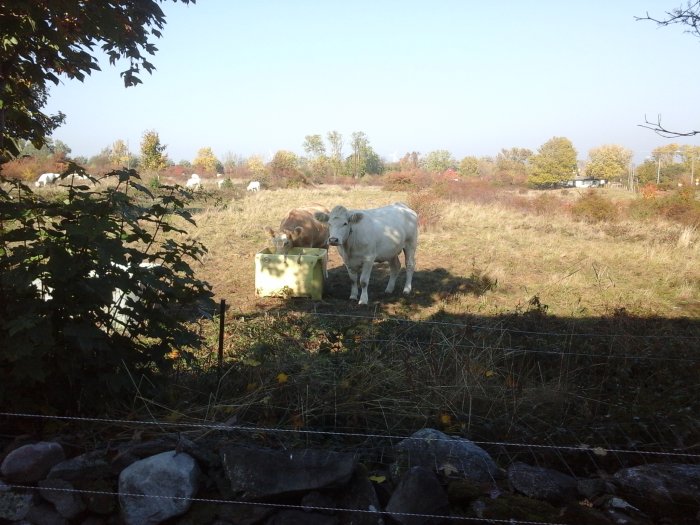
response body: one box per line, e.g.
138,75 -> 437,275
319,206 -> 363,247
265,226 -> 303,254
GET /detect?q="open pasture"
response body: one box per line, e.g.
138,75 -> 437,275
163,184 -> 700,474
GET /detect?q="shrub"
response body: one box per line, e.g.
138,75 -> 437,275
407,188 -> 443,231
0,164 -> 212,414
382,170 -> 417,191
570,190 -> 619,223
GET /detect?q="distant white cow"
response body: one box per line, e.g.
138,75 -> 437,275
316,202 -> 418,305
186,173 -> 201,189
246,180 -> 261,192
35,172 -> 60,187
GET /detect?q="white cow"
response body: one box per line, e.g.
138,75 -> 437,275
316,202 -> 418,305
186,173 -> 201,189
35,172 -> 60,187
247,180 -> 261,192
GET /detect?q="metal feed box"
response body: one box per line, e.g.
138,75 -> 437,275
255,247 -> 326,300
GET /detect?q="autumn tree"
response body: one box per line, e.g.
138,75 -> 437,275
140,130 -> 168,173
326,130 -> 343,180
400,152 -> 421,171
528,137 -> 578,188
0,0 -> 194,164
496,147 -> 532,171
422,150 -> 456,174
269,150 -> 299,176
585,144 -> 632,182
247,155 -> 267,178
303,134 -> 328,179
192,147 -> 221,173
109,139 -> 132,168
459,156 -> 479,177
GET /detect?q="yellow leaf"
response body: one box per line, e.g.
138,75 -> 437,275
276,372 -> 289,384
368,475 -> 386,483
241,358 -> 261,367
484,370 -> 495,378
439,413 -> 452,426
246,382 -> 258,392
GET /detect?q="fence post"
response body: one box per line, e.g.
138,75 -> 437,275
218,299 -> 225,371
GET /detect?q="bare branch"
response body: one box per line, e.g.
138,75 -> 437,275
638,115 -> 700,138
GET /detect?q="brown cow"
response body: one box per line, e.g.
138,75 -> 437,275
265,204 -> 330,255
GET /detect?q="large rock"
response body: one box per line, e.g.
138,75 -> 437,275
266,509 -> 340,524
46,450 -> 110,482
38,479 -> 85,519
0,480 -> 36,521
385,466 -> 450,525
221,446 -> 356,499
334,466 -> 385,525
1,442 -> 65,483
507,462 -> 578,503
118,450 -> 200,525
391,428 -> 500,483
613,462 -> 700,519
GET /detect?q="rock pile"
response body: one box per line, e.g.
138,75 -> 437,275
1,429 -> 698,524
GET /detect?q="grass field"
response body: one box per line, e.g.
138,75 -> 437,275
145,182 -> 700,475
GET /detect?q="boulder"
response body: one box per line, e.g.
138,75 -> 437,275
118,450 -> 200,525
391,428 -> 500,483
38,479 -> 86,519
1,442 -> 65,483
221,445 -> 356,499
613,462 -> 700,519
0,480 -> 36,521
386,466 -> 450,525
47,450 -> 110,482
507,462 -> 578,503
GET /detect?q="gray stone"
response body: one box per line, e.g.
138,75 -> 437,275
118,450 -> 200,525
1,442 -> 65,483
386,466 -> 450,525
392,428 -> 500,483
335,466 -> 385,525
0,480 -> 36,521
221,446 -> 356,499
507,462 -> 578,503
24,501 -> 68,525
613,463 -> 700,519
38,478 -> 86,519
47,450 -> 111,481
265,509 -> 340,524
577,477 -> 607,499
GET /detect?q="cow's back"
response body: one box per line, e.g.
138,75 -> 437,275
352,203 -> 416,259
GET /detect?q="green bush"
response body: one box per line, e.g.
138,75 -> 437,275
570,190 -> 619,223
0,165 -> 212,414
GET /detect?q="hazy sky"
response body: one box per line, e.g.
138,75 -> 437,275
45,1 -> 700,164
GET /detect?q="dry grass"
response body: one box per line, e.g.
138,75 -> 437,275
119,183 -> 700,473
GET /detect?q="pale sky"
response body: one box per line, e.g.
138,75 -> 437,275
44,1 -> 700,165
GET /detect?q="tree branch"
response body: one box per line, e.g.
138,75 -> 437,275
639,115 -> 700,138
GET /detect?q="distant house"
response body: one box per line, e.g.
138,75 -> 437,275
563,178 -> 607,188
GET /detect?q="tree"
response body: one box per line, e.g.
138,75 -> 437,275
459,156 -> 479,177
637,5 -> 700,137
110,140 -> 132,168
246,155 -> 267,177
326,130 -> 343,180
400,152 -> 421,171
0,0 -> 194,164
496,147 -> 532,171
422,150 -> 456,174
140,130 -> 168,173
350,131 -> 369,178
585,144 -> 632,181
303,134 -> 326,158
192,147 -> 220,173
269,150 -> 299,176
528,137 -> 578,188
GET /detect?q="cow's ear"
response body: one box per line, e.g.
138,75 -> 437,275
293,226 -> 304,238
314,212 -> 329,223
348,212 -> 363,224
264,226 -> 275,237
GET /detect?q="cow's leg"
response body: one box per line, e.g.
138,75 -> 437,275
403,245 -> 416,295
358,258 -> 375,305
346,266 -> 359,301
385,255 -> 401,294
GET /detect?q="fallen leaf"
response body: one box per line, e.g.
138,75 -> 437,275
368,475 -> 386,483
276,372 -> 289,384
